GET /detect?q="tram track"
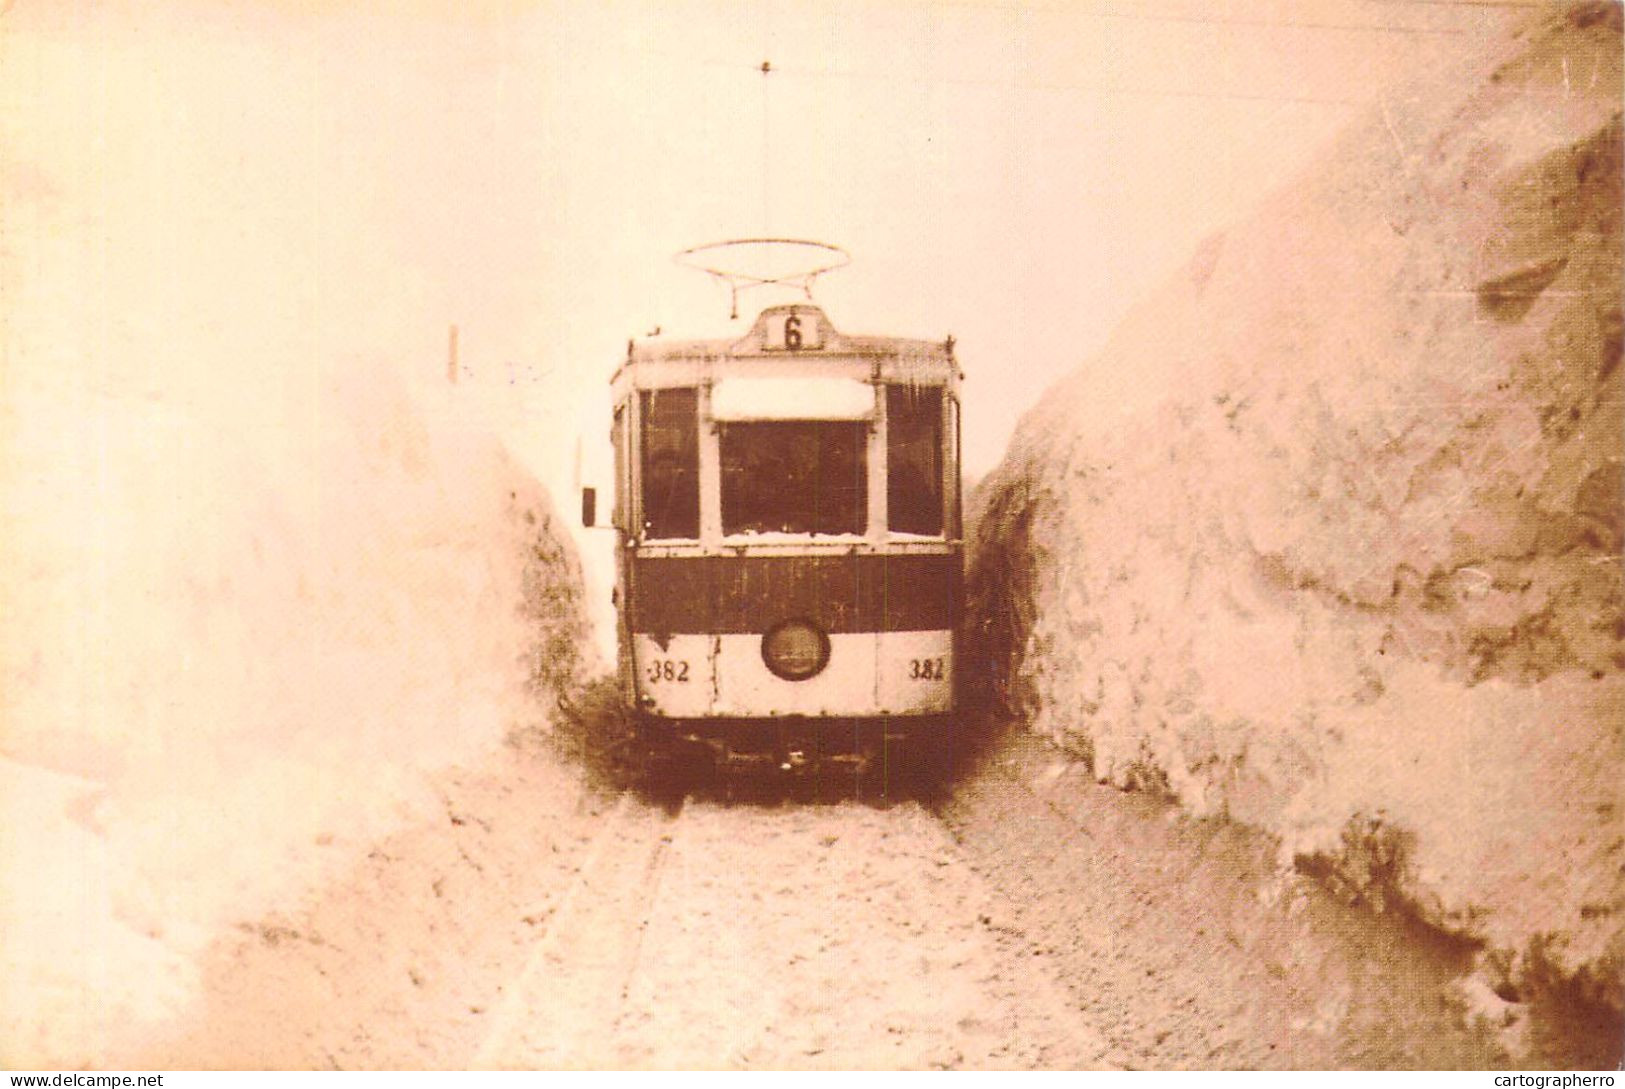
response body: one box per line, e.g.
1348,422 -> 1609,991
467,765 -> 1115,1070
473,794 -> 682,1069
124,728 -> 1597,1070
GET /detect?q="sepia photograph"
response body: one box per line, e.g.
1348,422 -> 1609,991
1,0 -> 1621,1073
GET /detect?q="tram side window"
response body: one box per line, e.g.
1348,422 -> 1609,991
887,385 -> 943,536
640,388 -> 699,539
720,421 -> 867,536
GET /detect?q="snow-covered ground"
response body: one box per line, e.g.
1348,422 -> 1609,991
968,2 -> 1622,1011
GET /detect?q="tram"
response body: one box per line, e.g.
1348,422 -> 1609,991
583,244 -> 963,780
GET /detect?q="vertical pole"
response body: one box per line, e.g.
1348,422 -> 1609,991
761,58 -> 771,237
697,380 -> 722,545
868,365 -> 887,544
448,324 -> 459,384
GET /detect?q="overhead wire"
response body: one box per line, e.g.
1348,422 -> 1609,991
903,0 -> 1521,36
661,0 -> 1526,109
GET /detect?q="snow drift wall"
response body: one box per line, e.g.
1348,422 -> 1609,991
968,3 -> 1621,1011
0,362 -> 587,1066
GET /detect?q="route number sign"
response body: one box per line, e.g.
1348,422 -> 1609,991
762,309 -> 824,351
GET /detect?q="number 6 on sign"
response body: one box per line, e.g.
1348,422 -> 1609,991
765,308 -> 823,351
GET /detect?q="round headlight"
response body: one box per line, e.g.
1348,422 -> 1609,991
760,618 -> 831,681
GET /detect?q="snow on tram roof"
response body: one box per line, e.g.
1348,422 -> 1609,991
621,305 -> 956,367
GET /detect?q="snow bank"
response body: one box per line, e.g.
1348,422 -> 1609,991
0,359 -> 587,1067
0,7 -> 599,1066
967,3 -> 1621,1011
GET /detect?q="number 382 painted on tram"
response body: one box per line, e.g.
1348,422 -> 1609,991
582,303 -> 963,781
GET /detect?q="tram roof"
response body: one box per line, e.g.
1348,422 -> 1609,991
611,304 -> 960,387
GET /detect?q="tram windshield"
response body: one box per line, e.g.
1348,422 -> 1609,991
720,421 -> 868,536
640,388 -> 700,539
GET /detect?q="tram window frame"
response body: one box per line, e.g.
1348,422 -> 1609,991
950,393 -> 963,539
886,384 -> 945,537
638,387 -> 700,541
718,420 -> 869,537
611,404 -> 627,531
